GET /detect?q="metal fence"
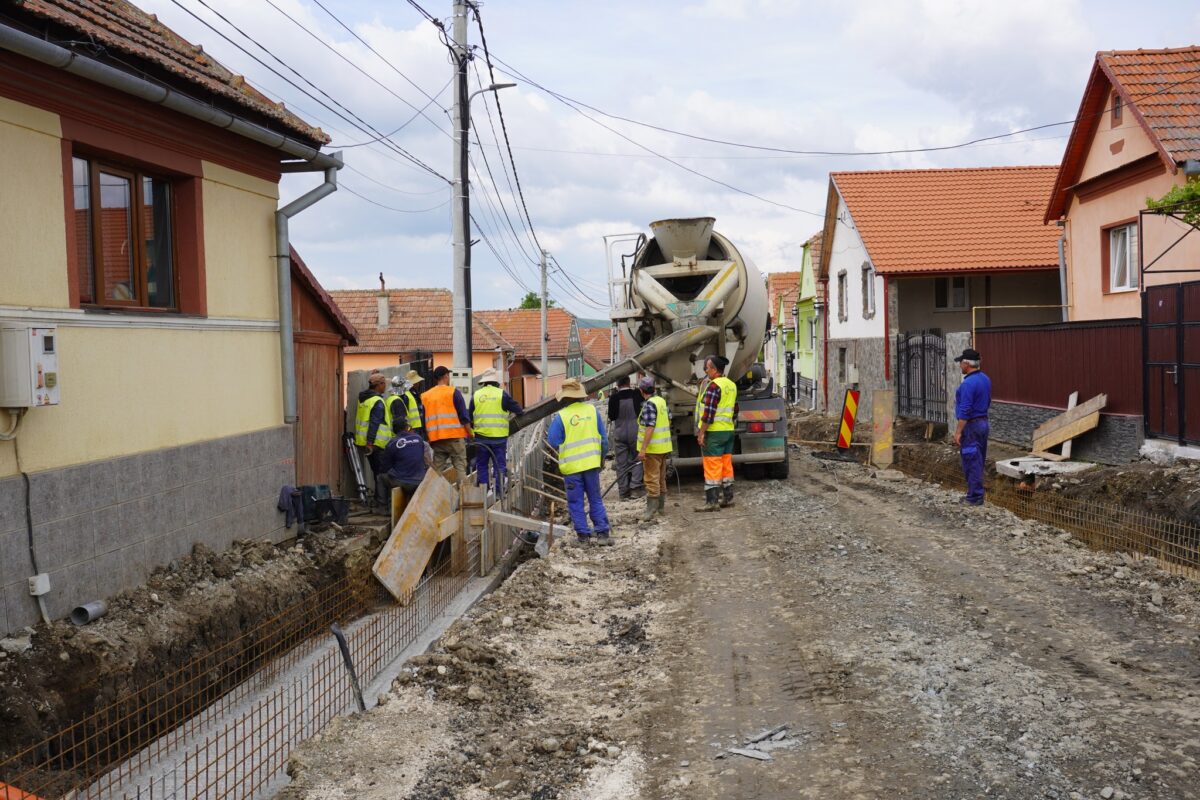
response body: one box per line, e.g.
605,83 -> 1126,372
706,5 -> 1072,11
896,331 -> 948,423
894,449 -> 1200,577
0,425 -> 551,799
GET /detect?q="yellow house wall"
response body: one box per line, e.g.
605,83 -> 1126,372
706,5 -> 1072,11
202,162 -> 280,320
0,96 -> 69,309
0,104 -> 286,477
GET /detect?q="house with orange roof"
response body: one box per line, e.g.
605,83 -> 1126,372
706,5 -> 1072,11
1045,46 -> 1200,448
476,307 -> 587,400
0,0 -> 338,633
763,270 -> 801,391
818,166 -> 1063,422
328,287 -> 514,392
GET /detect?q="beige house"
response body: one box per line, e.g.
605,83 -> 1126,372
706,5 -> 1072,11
0,2 -> 335,633
1047,46 -> 1200,320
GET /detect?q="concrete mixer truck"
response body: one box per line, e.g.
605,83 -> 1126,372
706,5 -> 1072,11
511,217 -> 788,478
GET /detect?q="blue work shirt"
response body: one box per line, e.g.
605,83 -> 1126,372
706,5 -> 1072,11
955,370 -> 992,421
547,405 -> 609,454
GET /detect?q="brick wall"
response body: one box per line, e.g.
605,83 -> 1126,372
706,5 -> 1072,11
0,426 -> 293,635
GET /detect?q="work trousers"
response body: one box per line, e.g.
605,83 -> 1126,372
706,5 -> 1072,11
366,448 -> 387,507
612,438 -> 644,497
431,438 -> 468,481
960,419 -> 989,503
564,468 -> 610,536
474,437 -> 508,492
642,452 -> 668,499
701,430 -> 735,490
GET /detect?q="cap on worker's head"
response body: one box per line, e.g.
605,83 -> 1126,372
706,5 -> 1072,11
556,378 -> 587,401
390,375 -> 404,387
432,365 -> 451,380
477,368 -> 500,385
953,348 -> 982,363
368,372 -> 386,386
638,376 -> 656,392
404,369 -> 424,385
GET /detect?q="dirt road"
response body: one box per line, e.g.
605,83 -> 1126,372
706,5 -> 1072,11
283,450 -> 1200,799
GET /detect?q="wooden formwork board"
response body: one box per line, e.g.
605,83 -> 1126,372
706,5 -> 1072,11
372,472 -> 457,603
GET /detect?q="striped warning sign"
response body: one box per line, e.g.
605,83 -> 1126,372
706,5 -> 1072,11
836,389 -> 860,450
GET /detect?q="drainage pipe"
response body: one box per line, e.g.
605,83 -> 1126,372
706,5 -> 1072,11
70,600 -> 108,626
276,153 -> 342,423
0,25 -> 340,170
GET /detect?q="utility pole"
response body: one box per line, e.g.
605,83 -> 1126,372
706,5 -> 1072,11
450,0 -> 471,375
540,248 -> 549,399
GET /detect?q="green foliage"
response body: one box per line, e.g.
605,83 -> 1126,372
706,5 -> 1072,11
518,291 -> 555,309
1146,177 -> 1200,228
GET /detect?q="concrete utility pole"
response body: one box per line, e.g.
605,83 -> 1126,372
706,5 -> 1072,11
450,0 -> 470,373
540,248 -> 549,399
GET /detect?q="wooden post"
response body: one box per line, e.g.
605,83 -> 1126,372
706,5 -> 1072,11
872,390 -> 894,468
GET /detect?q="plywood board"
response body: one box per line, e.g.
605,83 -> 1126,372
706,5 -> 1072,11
1059,391 -> 1079,459
1033,411 -> 1101,453
1031,393 -> 1106,441
871,390 -> 894,468
372,471 -> 456,604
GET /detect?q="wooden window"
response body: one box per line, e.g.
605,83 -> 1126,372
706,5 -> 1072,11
861,261 -> 876,319
1105,222 -> 1138,293
72,155 -> 177,309
837,270 -> 848,322
1111,91 -> 1123,126
934,276 -> 969,311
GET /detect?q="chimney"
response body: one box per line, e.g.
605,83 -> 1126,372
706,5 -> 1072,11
376,273 -> 388,331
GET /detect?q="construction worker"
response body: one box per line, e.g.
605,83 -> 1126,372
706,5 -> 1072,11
953,347 -> 991,506
421,366 -> 471,480
694,355 -> 738,512
470,368 -> 523,493
386,370 -> 425,438
607,375 -> 645,500
548,378 -> 611,546
354,372 -> 393,509
636,376 -> 672,522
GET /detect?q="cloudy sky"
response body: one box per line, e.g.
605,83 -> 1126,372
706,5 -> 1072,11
140,0 -> 1200,317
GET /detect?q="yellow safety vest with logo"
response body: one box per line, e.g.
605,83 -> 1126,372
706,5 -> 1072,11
354,394 -> 392,448
403,391 -> 422,431
637,395 -> 673,454
694,376 -> 737,432
472,384 -> 509,438
556,402 -> 602,475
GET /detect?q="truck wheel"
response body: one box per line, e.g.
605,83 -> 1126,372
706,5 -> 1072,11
765,457 -> 790,480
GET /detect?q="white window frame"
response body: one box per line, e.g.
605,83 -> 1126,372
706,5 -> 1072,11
934,276 -> 969,311
861,261 -> 876,319
1108,223 -> 1138,293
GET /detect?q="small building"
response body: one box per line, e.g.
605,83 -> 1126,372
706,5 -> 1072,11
763,270 -> 801,395
476,308 -> 586,400
818,166 -> 1063,422
793,233 -> 824,408
329,288 -> 514,392
0,0 -> 335,633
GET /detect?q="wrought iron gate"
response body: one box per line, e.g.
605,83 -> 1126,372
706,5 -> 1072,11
896,331 -> 948,423
1142,281 -> 1200,444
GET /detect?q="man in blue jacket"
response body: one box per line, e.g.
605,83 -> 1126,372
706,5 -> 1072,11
953,347 -> 992,506
548,379 -> 611,546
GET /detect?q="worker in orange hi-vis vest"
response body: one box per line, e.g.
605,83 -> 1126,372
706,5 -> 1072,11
420,366 -> 471,480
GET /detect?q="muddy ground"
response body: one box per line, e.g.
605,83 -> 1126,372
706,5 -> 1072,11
281,453 -> 1200,799
0,519 -> 385,778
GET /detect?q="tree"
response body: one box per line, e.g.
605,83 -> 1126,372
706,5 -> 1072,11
519,291 -> 556,309
1147,178 -> 1200,228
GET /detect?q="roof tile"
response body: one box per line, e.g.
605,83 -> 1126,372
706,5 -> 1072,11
1101,47 -> 1200,163
330,289 -> 512,354
830,166 -> 1061,274
476,308 -> 577,360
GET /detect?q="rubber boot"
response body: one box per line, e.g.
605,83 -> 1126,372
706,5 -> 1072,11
657,494 -> 666,512
694,488 -> 719,512
720,484 -> 735,509
642,494 -> 657,523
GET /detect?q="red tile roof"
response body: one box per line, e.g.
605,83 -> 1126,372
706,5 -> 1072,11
291,247 -> 357,345
578,327 -> 612,369
828,167 -> 1061,275
330,289 -> 512,355
766,271 -> 802,325
806,231 -> 823,279
14,0 -> 328,144
1046,46 -> 1200,221
476,308 -> 577,360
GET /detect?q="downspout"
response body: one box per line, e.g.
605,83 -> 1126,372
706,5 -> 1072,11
821,279 -> 830,411
276,153 -> 343,423
1056,221 -> 1069,322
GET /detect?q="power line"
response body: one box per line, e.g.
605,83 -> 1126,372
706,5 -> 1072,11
472,8 -> 544,248
489,52 -> 1200,159
170,0 -> 448,183
341,185 -> 451,213
344,163 -> 451,196
335,75 -> 456,148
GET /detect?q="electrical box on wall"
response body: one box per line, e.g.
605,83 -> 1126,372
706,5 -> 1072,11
0,325 -> 60,408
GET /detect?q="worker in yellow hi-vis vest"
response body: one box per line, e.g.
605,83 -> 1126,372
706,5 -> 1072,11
694,355 -> 738,512
548,379 -> 611,546
636,376 -> 672,523
354,372 -> 393,509
469,368 -> 523,493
